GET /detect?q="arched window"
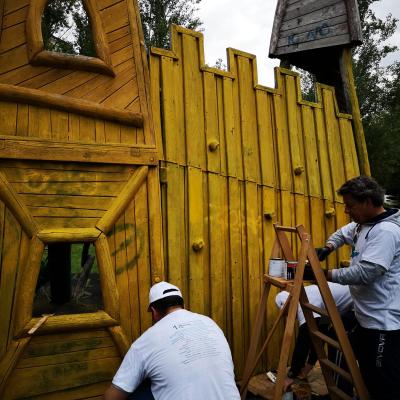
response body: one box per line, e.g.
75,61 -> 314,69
27,0 -> 114,75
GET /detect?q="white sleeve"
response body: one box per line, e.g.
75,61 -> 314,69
326,223 -> 357,249
112,345 -> 145,393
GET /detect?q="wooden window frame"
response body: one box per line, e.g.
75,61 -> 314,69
26,0 -> 115,76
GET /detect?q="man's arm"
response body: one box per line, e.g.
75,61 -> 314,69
104,384 -> 129,400
327,261 -> 386,284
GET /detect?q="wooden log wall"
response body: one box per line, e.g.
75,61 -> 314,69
149,25 -> 360,377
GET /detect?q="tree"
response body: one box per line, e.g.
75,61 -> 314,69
138,0 -> 202,49
353,0 -> 400,195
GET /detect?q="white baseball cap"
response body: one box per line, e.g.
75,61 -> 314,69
148,281 -> 183,307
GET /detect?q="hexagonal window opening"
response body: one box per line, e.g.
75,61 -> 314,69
33,242 -> 103,316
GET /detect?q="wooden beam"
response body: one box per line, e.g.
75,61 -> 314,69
0,84 -> 143,127
37,228 -> 101,243
96,166 -> 148,234
0,136 -> 158,165
0,171 -> 38,238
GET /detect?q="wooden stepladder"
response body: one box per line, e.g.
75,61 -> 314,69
240,224 -> 369,400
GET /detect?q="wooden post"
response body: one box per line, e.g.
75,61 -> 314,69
340,47 -> 371,176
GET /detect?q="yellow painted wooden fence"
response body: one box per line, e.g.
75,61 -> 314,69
149,25 -> 361,377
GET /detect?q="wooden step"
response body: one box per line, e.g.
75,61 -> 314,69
311,330 -> 341,351
320,358 -> 353,383
301,302 -> 328,317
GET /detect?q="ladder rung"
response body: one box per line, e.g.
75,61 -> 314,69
275,225 -> 297,232
327,385 -> 353,400
320,358 -> 353,383
311,330 -> 341,350
301,302 -> 328,317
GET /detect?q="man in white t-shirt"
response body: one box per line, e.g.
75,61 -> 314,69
104,281 -> 240,400
318,176 -> 400,400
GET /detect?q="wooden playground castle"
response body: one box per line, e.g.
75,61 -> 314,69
0,0 -> 368,397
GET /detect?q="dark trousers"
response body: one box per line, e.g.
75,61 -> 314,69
127,379 -> 155,400
350,323 -> 400,400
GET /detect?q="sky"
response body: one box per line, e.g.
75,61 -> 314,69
197,0 -> 400,87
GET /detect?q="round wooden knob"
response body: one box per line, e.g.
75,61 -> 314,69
264,211 -> 275,220
294,166 -> 304,175
208,140 -> 220,152
325,208 -> 336,218
192,239 -> 204,252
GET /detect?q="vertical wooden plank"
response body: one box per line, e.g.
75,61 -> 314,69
16,104 -> 28,136
256,91 -> 276,187
147,167 -> 164,284
120,126 -> 138,145
161,56 -> 185,165
208,173 -> 226,330
134,183 -> 152,334
273,91 -> 291,191
237,57 -> 260,183
95,120 -> 106,143
28,106 -> 51,138
124,200 -> 140,341
204,72 -> 221,174
301,105 -> 321,197
322,88 -> 346,201
314,107 -> 333,201
164,163 -> 187,301
245,181 -> 261,345
231,56 -> 244,181
0,102 -> 17,136
223,77 -> 238,178
285,75 -> 304,194
68,114 -> 80,142
104,121 -> 120,144
149,53 -> 164,160
50,110 -> 69,141
0,209 -> 21,357
324,200 -> 338,269
228,177 -> 244,375
339,118 -> 360,180
188,167 -> 205,314
335,202 -> 351,267
114,214 -> 132,342
79,116 -> 96,143
216,77 -> 227,176
182,34 -> 205,169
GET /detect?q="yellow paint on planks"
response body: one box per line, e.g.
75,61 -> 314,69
256,91 -> 276,187
301,105 -> 321,197
188,167 -> 205,314
163,163 -> 187,299
0,210 -> 22,357
0,101 -> 17,135
183,34 -> 206,170
228,177 -> 245,375
16,103 -> 29,136
208,172 -> 227,331
222,77 -> 238,179
134,183 -> 153,334
50,110 -> 69,141
204,72 -> 221,174
28,105 -> 51,138
339,118 -> 360,180
101,0 -> 129,34
322,88 -> 346,201
237,56 -> 260,183
4,357 -> 120,398
335,202 -> 351,266
285,75 -> 305,194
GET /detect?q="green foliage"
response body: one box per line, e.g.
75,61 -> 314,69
42,0 -> 96,56
354,0 -> 400,194
138,0 -> 202,49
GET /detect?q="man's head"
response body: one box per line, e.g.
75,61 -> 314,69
148,281 -> 184,323
337,176 -> 385,223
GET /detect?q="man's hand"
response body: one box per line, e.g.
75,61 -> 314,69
316,246 -> 332,261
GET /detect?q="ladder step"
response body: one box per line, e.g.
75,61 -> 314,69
327,385 -> 353,400
320,358 -> 353,383
311,330 -> 341,351
301,302 -> 328,317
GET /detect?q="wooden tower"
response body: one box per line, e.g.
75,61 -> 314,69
269,0 -> 370,175
0,0 -> 163,397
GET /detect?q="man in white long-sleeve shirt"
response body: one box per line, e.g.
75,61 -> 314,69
318,176 -> 400,400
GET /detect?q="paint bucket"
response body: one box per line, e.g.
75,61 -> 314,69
269,258 -> 285,277
286,261 -> 297,280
